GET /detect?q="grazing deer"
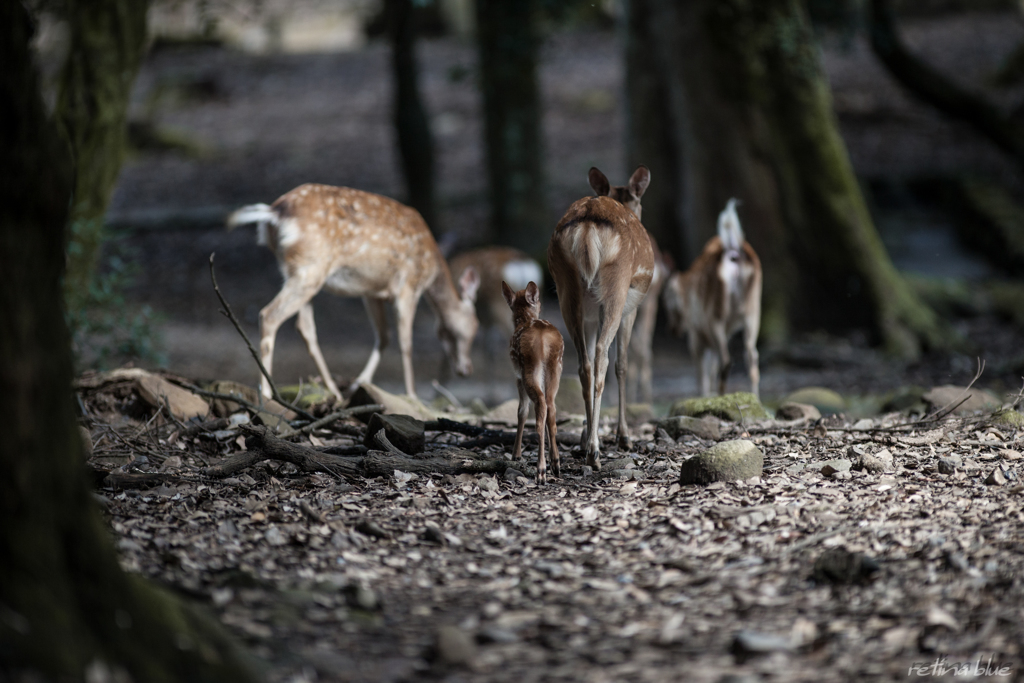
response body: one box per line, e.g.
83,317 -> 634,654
450,246 -> 543,340
227,183 -> 480,399
663,199 -> 762,397
502,281 -> 564,483
588,165 -> 667,404
548,167 -> 655,469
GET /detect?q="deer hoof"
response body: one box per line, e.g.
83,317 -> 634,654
586,452 -> 601,471
617,433 -> 632,452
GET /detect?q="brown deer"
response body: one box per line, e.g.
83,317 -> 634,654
449,246 -> 543,340
227,183 -> 480,399
548,167 -> 655,470
588,166 -> 668,404
502,281 -> 564,484
662,199 -> 762,397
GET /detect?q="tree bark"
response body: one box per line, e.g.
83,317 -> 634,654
56,0 -> 149,312
0,5 -> 257,680
388,0 -> 439,232
649,0 -> 944,356
475,0 -> 548,257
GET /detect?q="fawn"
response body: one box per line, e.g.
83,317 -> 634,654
502,281 -> 564,484
548,167 -> 655,470
227,183 -> 480,399
662,199 -> 762,397
588,166 -> 669,404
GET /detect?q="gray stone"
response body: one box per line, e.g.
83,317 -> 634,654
937,457 -> 961,474
923,385 -> 1002,415
985,468 -> 1007,486
858,454 -> 886,473
609,469 -> 635,480
484,399 -> 520,424
435,625 -> 477,666
783,387 -> 846,416
820,459 -> 852,477
603,457 -> 635,471
657,415 -> 721,440
679,439 -> 764,486
477,475 -> 500,492
669,393 -> 769,423
364,413 -> 426,454
503,468 -> 525,482
775,402 -> 821,421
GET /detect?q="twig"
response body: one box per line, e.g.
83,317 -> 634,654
931,357 -> 985,421
294,404 -> 383,436
208,253 -> 315,421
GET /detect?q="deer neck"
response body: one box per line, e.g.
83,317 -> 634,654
425,252 -> 463,328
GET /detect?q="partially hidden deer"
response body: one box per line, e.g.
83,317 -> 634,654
662,198 -> 762,397
588,166 -> 668,404
227,183 -> 480,399
450,246 -> 543,341
502,281 -> 564,483
548,166 -> 656,469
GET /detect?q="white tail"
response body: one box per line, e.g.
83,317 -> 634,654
449,246 -> 543,340
663,199 -> 762,397
588,165 -> 665,404
502,281 -> 564,484
548,167 -> 655,469
228,183 -> 480,399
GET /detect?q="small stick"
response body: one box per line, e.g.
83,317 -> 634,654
208,253 -> 314,422
293,403 -> 383,436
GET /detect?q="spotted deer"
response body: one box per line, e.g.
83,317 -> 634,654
502,281 -> 564,483
663,199 -> 762,397
588,166 -> 668,404
227,183 -> 480,399
548,167 -> 655,469
449,246 -> 543,341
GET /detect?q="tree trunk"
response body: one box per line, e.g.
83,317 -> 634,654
649,0 -> 943,356
0,5 -> 256,680
475,0 -> 548,257
622,0 -> 686,265
388,0 -> 439,232
57,0 -> 149,312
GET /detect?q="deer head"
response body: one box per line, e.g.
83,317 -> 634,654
436,265 -> 480,377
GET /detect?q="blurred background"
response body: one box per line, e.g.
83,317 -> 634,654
30,0 -> 1024,407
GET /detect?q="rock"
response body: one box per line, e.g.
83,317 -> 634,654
783,387 -> 845,416
998,448 -> 1022,461
991,409 -> 1024,428
503,468 -> 525,483
669,392 -> 769,423
851,418 -> 873,430
812,548 -> 879,584
137,374 -> 210,421
922,385 -> 1001,415
820,459 -> 852,477
467,397 -> 489,416
555,376 -> 586,416
477,475 -> 500,492
435,625 -> 477,667
985,468 -> 1007,486
775,402 -> 821,421
857,454 -> 886,473
609,469 -> 635,480
937,457 -> 961,474
161,455 -> 183,471
79,426 -> 93,458
731,630 -> 793,659
344,583 -> 379,611
484,399 -> 520,424
657,415 -> 721,440
265,526 -> 287,546
278,383 -> 333,408
881,386 -> 926,414
603,457 -> 635,471
625,403 -> 654,425
364,413 -> 426,454
348,383 -> 437,422
679,439 -> 763,486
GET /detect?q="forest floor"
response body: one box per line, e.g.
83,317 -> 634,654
78,8 -> 1024,682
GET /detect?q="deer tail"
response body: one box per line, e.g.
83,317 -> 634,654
226,203 -> 277,246
717,198 -> 744,252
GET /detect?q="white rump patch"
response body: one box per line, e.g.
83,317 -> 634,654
717,198 -> 744,252
277,219 -> 302,250
502,259 -> 543,291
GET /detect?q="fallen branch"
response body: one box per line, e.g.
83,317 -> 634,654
236,425 -> 363,480
103,471 -> 179,490
292,403 -> 383,437
361,448 -> 510,478
426,416 -> 580,448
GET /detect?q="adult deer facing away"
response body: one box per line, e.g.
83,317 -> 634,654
548,167 -> 655,469
227,183 -> 480,399
502,281 -> 564,484
588,166 -> 668,404
663,199 -> 762,397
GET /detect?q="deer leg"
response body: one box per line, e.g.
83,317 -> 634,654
546,390 -> 560,478
512,379 -> 528,462
614,307 -> 639,452
535,392 -> 548,484
352,297 -> 390,392
296,303 -> 342,399
394,292 -> 419,398
258,278 -> 321,398
744,319 -> 760,399
698,344 -> 714,397
712,325 -> 732,396
588,301 -> 625,466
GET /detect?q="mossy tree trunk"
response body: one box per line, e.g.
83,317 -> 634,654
387,0 -> 439,232
1,6 -> 257,681
622,0 -> 685,265
57,0 -> 149,312
648,0 -> 943,355
475,0 -> 548,257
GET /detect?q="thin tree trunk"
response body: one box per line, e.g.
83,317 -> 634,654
0,5 -> 257,680
475,0 -> 548,257
389,0 -> 439,232
650,0 -> 944,356
57,0 -> 149,311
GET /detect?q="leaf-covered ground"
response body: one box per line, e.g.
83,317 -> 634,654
81,374 -> 1024,682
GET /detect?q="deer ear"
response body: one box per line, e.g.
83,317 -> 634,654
459,266 -> 480,303
525,281 -> 540,305
501,281 -> 515,309
588,167 -> 610,197
629,165 -> 651,198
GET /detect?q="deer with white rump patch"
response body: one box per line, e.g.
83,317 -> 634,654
502,281 -> 564,483
548,167 -> 655,470
588,166 -> 669,404
227,183 -> 480,399
662,199 -> 762,397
